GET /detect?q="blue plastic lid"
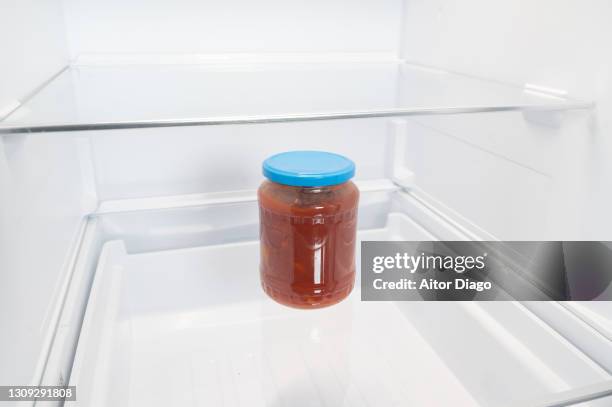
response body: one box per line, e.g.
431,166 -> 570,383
263,151 -> 355,187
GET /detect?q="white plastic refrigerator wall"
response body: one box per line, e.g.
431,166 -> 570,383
1,1 -> 612,406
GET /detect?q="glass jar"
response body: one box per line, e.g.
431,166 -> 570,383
258,151 -> 359,309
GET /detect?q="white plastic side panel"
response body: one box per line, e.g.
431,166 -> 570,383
0,134 -> 96,387
401,1 -> 612,357
0,0 -> 83,389
0,0 -> 67,119
61,0 -> 402,60
401,0 -> 612,240
403,117 -> 557,240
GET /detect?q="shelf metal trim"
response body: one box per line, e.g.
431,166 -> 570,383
0,102 -> 594,135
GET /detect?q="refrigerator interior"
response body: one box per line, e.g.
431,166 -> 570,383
1,1 -> 612,406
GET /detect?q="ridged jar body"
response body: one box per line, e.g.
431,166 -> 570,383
258,180 -> 359,308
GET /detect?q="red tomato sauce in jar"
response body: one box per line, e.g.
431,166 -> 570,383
258,151 -> 359,309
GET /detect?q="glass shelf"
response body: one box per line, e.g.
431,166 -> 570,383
0,62 -> 593,134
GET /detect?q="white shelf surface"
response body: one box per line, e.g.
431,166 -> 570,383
68,210 -> 611,407
0,61 -> 592,134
